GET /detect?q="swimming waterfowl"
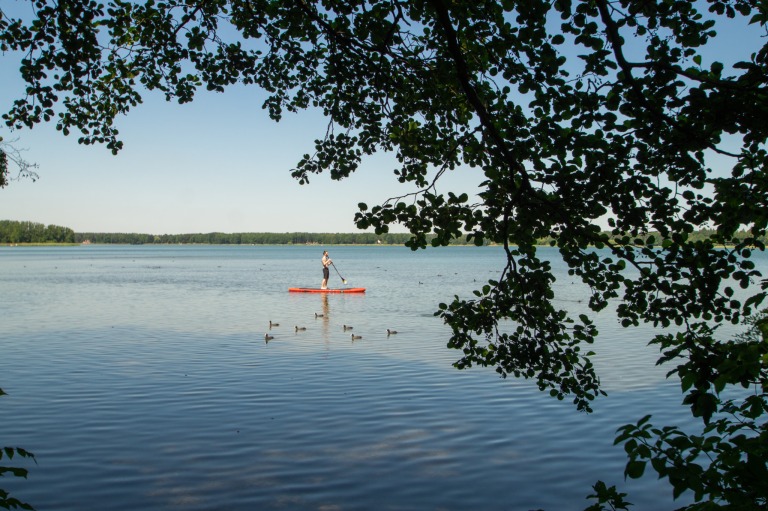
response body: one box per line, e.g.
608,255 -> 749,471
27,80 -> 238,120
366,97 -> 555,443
295,326 -> 307,331
264,333 -> 274,341
387,329 -> 398,335
351,334 -> 362,340
315,313 -> 324,318
343,325 -> 353,331
269,321 -> 279,328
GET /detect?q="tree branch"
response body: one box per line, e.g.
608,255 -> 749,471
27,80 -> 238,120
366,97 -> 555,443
426,0 -> 533,201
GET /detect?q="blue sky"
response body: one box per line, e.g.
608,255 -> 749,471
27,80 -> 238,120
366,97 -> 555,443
0,79 -> 458,234
0,3 -> 763,235
0,0 -> 476,234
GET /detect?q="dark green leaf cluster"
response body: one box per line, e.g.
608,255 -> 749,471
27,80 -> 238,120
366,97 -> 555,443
0,147 -> 7,188
0,389 -> 36,511
612,313 -> 768,510
438,246 -> 606,412
584,480 -> 632,511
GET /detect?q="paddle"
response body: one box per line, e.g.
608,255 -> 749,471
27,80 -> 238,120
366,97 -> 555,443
331,262 -> 348,284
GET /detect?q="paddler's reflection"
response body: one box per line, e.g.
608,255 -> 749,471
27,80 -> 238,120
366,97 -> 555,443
321,293 -> 329,320
321,293 -> 330,346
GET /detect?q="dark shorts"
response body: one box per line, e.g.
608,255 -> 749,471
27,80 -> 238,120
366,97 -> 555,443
323,267 -> 330,279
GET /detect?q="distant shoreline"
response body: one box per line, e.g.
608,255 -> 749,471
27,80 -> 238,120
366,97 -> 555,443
3,221 -> 763,248
4,242 -> 81,247
2,242 -> 499,247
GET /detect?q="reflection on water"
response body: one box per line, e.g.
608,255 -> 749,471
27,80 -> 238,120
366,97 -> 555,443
320,293 -> 330,342
2,245 -> 763,510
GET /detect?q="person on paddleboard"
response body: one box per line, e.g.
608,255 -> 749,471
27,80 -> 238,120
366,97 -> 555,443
321,250 -> 332,289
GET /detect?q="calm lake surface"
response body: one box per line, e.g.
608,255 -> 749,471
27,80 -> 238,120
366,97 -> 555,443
2,244 -> 760,511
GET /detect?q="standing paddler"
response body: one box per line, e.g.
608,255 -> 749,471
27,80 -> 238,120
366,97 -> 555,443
321,250 -> 332,289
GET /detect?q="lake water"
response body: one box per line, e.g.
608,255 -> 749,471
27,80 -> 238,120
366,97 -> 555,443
1,244 -> 755,511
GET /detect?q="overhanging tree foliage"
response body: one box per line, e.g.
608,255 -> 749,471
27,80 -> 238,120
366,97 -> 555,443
0,137 -> 38,188
1,1 -> 766,509
0,388 -> 35,511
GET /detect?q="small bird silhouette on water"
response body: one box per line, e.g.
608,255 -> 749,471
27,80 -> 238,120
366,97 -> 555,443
269,321 -> 279,328
264,333 -> 274,342
315,313 -> 324,318
295,326 -> 307,331
387,329 -> 398,335
343,325 -> 353,330
351,334 -> 362,340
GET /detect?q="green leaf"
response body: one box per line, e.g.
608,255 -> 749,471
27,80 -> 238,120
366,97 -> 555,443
625,460 -> 646,479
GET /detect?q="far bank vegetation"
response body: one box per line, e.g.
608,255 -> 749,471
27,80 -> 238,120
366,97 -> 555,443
1,220 -> 763,247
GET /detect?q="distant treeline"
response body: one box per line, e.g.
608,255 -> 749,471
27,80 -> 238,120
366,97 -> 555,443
3,220 -> 763,247
73,231 -> 429,245
0,220 -> 75,243
76,229 -> 766,246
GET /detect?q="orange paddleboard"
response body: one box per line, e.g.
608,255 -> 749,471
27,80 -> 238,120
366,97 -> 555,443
288,287 -> 366,294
